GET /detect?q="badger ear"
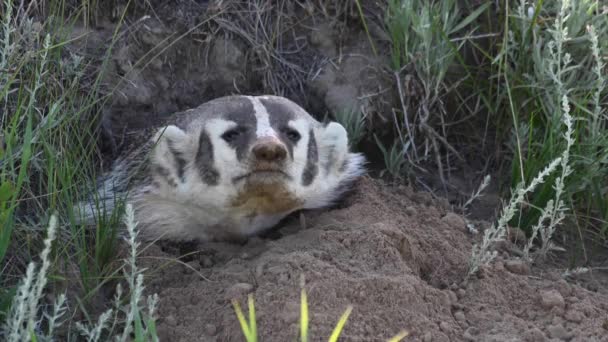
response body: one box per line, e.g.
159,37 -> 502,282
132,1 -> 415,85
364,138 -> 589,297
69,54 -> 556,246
303,121 -> 365,209
149,125 -> 189,186
317,121 -> 349,176
151,125 -> 188,156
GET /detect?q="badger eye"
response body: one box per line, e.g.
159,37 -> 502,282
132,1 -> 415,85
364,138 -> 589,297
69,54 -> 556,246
283,128 -> 301,143
221,129 -> 241,143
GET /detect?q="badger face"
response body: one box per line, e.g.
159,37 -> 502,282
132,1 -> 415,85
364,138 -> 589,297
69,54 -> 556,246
136,95 -> 365,241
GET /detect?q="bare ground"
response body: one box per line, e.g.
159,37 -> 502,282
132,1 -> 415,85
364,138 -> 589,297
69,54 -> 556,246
134,177 -> 608,342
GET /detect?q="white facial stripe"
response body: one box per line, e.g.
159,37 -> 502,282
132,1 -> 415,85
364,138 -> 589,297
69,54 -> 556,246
206,118 -> 237,137
290,118 -> 312,169
248,96 -> 276,138
288,119 -> 308,134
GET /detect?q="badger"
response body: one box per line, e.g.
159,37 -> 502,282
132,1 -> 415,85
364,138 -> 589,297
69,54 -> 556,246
80,95 -> 366,242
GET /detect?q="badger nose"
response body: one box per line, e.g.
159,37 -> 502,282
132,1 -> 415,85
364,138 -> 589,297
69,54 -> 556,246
252,138 -> 287,162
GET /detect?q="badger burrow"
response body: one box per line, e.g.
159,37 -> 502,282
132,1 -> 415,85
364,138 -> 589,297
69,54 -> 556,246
79,95 -> 366,242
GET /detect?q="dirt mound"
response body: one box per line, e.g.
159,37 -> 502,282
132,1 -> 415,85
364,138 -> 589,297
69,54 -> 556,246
134,178 -> 608,341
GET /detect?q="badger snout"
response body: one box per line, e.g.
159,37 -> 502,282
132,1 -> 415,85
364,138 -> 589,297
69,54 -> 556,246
251,137 -> 287,163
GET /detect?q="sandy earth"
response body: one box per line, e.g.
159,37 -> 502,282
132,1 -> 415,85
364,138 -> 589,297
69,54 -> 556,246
135,177 -> 608,342
62,1 -> 608,341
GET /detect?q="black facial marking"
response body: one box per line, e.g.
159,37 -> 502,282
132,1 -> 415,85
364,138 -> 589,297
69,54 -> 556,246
151,180 -> 162,189
322,145 -> 336,176
153,164 -> 177,188
302,129 -> 318,186
195,129 -> 220,185
223,98 -> 257,161
339,158 -> 349,173
168,141 -> 187,183
259,98 -> 297,159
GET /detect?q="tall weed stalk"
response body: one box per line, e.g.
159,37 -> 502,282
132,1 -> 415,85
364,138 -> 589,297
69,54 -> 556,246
502,0 -> 607,240
0,0 -> 127,320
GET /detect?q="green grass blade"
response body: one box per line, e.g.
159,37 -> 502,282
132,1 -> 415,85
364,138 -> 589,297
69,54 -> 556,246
146,316 -> 159,342
133,308 -> 145,342
387,330 -> 409,342
448,2 -> 490,35
354,0 -> 378,57
248,294 -> 257,342
232,298 -> 255,342
327,305 -> 352,342
300,288 -> 309,342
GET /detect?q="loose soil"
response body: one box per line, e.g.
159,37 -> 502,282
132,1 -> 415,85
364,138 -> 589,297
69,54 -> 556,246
135,177 -> 608,342
60,1 -> 608,341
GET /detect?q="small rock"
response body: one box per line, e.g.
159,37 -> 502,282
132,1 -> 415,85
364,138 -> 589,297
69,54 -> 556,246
422,331 -> 433,342
457,289 -> 466,299
442,212 -> 466,231
505,260 -> 531,275
448,291 -> 458,305
585,282 -> 599,292
552,316 -> 564,325
493,260 -> 505,272
555,279 -> 572,297
454,311 -> 467,325
164,314 -> 177,326
224,283 -> 254,301
564,310 -> 584,323
523,327 -> 546,342
507,226 -> 527,243
413,191 -> 433,206
405,206 -> 416,217
540,290 -> 565,310
546,323 -> 568,340
204,323 -> 217,336
439,321 -> 450,333
566,296 -> 578,304
281,301 -> 300,324
463,326 -> 479,341
550,306 -> 565,317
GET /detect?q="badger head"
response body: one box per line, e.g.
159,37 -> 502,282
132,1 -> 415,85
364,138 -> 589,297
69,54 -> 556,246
133,95 -> 365,241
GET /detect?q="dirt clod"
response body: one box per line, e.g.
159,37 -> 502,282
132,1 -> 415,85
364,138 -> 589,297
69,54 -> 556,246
463,327 -> 479,341
204,323 -> 218,336
546,323 -> 569,340
442,212 -> 467,232
507,226 -> 528,244
448,290 -> 459,304
164,314 -> 177,327
524,327 -> 547,342
564,310 -> 584,323
224,283 -> 254,301
457,288 -> 467,299
540,289 -> 566,311
454,311 -> 467,325
505,259 -> 531,275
